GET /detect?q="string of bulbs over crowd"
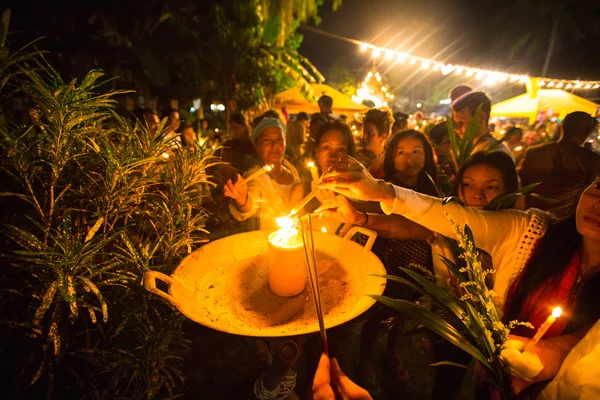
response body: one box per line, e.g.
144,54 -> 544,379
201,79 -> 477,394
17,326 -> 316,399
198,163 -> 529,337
301,26 -> 600,90
357,41 -> 600,89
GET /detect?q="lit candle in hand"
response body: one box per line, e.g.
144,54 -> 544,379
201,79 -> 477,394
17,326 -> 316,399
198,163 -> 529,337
524,307 -> 562,352
245,164 -> 274,183
267,217 -> 307,297
307,161 -> 319,184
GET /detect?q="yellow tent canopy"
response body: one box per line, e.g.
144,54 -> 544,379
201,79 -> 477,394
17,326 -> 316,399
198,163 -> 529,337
273,83 -> 368,115
491,89 -> 599,125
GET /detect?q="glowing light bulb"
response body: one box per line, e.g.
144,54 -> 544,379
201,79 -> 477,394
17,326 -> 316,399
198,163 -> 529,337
465,70 -> 474,77
433,63 -> 441,71
538,81 -> 546,87
397,52 -> 408,62
575,82 -> 583,88
321,227 -> 327,233
421,60 -> 431,69
556,82 -> 564,88
382,87 -> 387,92
455,66 -> 464,75
566,83 -> 573,89
547,82 -> 555,87
384,50 -> 393,60
410,58 -> 417,64
373,48 -> 381,58
360,43 -> 368,52
585,83 -> 592,89
594,84 -> 600,89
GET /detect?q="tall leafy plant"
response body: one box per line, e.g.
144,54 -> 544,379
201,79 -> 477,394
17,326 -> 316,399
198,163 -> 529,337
0,28 -> 215,399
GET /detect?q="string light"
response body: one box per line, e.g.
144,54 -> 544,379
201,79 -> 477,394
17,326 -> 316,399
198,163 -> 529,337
350,40 -> 600,90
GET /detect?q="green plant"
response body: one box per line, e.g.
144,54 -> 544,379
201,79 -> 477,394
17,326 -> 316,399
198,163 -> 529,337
0,32 -> 214,399
446,105 -> 481,169
371,216 -> 533,399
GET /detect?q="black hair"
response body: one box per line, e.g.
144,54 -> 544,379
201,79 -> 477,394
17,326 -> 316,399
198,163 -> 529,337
562,111 -> 595,141
314,121 -> 356,170
428,122 -> 449,146
297,112 -> 309,121
318,95 -> 333,108
452,91 -> 491,124
453,151 -> 519,199
364,108 -> 393,137
229,112 -> 247,126
449,84 -> 474,103
392,112 -> 409,130
310,113 -> 329,126
132,107 -> 156,123
383,129 -> 438,196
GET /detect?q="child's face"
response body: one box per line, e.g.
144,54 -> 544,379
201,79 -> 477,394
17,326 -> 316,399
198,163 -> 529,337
393,137 -> 426,178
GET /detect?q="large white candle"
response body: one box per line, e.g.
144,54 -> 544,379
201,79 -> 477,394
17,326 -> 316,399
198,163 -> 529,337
267,218 -> 307,297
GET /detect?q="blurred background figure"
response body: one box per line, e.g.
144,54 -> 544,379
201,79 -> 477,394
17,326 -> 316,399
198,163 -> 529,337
222,113 -> 259,173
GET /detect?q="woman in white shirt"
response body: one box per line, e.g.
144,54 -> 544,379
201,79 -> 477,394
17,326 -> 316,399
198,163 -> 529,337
223,118 -> 302,231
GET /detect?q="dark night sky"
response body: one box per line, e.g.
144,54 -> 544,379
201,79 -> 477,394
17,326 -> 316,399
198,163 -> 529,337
300,0 -> 600,80
5,0 -> 600,103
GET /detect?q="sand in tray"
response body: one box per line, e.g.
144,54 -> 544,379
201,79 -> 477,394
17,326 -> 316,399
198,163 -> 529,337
233,251 -> 358,329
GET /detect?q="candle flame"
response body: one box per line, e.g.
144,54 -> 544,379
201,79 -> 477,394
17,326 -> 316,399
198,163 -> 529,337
552,307 -> 562,318
321,227 -> 327,233
161,153 -> 170,159
276,217 -> 295,229
264,164 -> 274,172
307,161 -> 315,168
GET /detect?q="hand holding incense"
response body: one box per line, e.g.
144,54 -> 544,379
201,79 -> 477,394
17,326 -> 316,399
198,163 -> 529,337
245,164 -> 274,183
523,307 -> 562,352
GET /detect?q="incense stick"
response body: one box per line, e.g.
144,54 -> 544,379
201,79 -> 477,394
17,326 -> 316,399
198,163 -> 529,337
289,188 -> 318,216
300,214 -> 328,355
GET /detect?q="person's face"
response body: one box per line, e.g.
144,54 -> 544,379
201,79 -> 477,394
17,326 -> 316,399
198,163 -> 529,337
363,123 -> 386,153
576,176 -> 600,242
393,137 -> 426,178
254,127 -> 285,165
452,109 -> 473,136
201,120 -> 208,130
182,128 -> 196,145
459,164 -> 505,209
145,113 -> 160,136
230,122 -> 247,140
437,136 -> 451,157
168,112 -> 181,132
316,130 -> 349,172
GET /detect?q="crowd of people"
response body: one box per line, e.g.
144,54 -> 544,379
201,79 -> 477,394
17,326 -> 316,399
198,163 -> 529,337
136,85 -> 600,399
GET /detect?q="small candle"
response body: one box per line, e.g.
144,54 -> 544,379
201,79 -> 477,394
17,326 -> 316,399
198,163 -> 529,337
307,161 -> 319,183
245,164 -> 274,183
267,218 -> 307,297
524,307 -> 562,352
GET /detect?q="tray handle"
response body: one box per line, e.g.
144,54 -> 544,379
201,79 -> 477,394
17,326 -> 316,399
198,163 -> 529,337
342,226 -> 377,252
142,271 -> 182,308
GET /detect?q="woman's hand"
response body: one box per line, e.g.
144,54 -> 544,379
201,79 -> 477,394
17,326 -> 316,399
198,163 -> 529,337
223,174 -> 248,207
315,195 -> 364,226
504,334 -> 566,395
318,156 -> 394,203
313,353 -> 372,400
312,182 -> 337,204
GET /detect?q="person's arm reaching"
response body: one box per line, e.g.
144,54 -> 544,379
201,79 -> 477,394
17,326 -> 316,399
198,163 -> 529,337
318,195 -> 434,241
317,156 -> 532,256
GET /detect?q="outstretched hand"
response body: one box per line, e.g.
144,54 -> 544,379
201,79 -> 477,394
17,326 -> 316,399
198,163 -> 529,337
317,156 -> 393,203
223,174 -> 248,206
313,353 -> 372,400
315,195 -> 363,226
